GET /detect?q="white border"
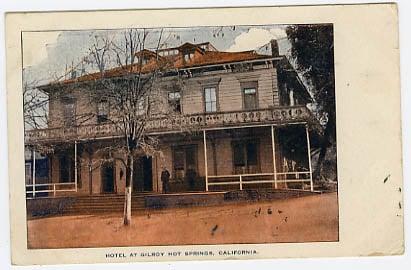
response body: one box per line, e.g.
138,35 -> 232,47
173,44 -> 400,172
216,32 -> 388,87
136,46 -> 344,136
1,0 -> 410,269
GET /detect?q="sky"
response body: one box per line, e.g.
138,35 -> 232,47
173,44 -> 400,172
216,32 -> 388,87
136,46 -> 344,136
22,25 -> 291,85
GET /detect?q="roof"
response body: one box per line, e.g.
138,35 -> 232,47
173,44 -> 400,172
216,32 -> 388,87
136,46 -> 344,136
41,42 -> 278,89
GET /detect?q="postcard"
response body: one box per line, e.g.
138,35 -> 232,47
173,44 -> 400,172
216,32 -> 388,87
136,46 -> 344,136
5,3 -> 403,265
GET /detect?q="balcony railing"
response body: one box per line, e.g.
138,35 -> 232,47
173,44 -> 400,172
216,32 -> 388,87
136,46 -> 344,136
25,105 -> 311,144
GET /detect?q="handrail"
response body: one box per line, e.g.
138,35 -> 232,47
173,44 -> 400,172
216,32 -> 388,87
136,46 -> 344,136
207,171 -> 312,191
26,182 -> 75,187
25,182 -> 76,198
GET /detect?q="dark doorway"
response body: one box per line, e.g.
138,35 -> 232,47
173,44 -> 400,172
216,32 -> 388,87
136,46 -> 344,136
59,154 -> 73,183
101,162 -> 115,193
133,156 -> 153,192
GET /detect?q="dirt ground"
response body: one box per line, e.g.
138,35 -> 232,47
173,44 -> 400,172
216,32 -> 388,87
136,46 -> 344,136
27,192 -> 338,248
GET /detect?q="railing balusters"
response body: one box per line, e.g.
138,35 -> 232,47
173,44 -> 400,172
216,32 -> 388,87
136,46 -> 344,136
25,106 -> 310,143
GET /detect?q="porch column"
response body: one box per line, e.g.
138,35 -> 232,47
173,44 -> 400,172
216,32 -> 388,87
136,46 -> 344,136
32,149 -> 36,198
305,125 -> 314,191
203,130 -> 209,191
74,140 -> 78,192
271,125 -> 277,189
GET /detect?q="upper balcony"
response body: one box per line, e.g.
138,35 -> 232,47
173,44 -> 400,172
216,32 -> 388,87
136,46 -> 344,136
25,105 -> 311,144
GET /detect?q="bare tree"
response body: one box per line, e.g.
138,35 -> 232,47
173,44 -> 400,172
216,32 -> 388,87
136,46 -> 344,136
23,76 -> 49,130
88,28 -> 181,225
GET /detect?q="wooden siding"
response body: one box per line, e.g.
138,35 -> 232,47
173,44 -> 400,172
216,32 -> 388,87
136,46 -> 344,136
46,65 -> 280,128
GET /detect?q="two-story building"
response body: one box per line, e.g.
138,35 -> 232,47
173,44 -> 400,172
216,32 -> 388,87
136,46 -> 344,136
25,40 -> 315,198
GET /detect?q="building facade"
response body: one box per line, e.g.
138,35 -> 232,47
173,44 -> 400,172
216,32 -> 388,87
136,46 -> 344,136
25,40 -> 315,198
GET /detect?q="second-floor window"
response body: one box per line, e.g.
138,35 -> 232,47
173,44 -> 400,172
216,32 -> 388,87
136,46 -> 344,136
204,86 -> 217,113
62,96 -> 76,127
242,81 -> 258,110
97,99 -> 109,123
137,98 -> 146,116
168,91 -> 181,113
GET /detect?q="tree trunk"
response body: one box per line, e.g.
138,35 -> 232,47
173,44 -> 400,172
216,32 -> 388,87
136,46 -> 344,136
314,144 -> 327,180
123,154 -> 134,226
313,118 -> 333,181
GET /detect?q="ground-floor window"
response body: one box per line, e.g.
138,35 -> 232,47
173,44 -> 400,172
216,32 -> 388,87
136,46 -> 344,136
232,140 -> 260,174
172,145 -> 197,181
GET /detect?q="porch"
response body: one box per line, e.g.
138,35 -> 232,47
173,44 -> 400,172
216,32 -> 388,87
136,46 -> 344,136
26,123 -> 314,198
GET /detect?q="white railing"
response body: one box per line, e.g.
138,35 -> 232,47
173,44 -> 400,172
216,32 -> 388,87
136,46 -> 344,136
207,172 -> 312,191
26,182 -> 77,198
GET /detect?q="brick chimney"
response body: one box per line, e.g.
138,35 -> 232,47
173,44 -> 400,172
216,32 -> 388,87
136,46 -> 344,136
270,39 -> 279,57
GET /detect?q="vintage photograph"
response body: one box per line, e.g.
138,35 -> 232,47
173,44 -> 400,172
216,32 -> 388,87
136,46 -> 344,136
22,24 -> 338,248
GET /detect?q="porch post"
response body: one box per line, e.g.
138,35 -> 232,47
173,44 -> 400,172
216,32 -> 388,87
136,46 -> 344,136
305,125 -> 314,191
32,149 -> 36,198
203,130 -> 209,191
74,140 -> 78,192
271,125 -> 278,189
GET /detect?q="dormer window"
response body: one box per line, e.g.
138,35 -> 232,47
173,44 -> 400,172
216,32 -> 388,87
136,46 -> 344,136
136,57 -> 148,65
183,52 -> 194,62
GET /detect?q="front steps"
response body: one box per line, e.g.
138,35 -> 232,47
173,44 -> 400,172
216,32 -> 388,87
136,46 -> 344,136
63,194 -> 146,215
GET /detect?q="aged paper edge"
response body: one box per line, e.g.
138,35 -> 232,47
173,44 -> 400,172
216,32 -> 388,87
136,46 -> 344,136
6,3 -> 403,265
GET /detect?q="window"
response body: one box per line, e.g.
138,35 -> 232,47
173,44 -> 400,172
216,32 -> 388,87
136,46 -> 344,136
137,98 -> 146,116
172,145 -> 197,180
97,99 -> 109,123
204,87 -> 217,112
232,140 -> 259,173
173,149 -> 185,180
168,91 -> 181,113
184,52 -> 194,62
62,96 -> 76,126
136,57 -> 148,65
242,82 -> 258,110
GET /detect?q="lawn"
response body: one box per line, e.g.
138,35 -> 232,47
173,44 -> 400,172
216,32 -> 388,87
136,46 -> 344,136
27,192 -> 338,248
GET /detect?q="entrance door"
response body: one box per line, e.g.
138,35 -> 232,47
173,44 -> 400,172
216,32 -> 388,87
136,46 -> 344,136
101,163 -> 115,193
142,157 -> 153,191
133,157 -> 153,192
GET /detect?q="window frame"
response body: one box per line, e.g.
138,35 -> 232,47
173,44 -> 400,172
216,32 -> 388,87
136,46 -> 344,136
172,144 -> 198,181
231,139 -> 261,174
168,90 -> 182,113
203,85 -> 219,113
61,95 -> 76,127
241,81 -> 259,110
136,97 -> 147,116
96,98 -> 110,123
